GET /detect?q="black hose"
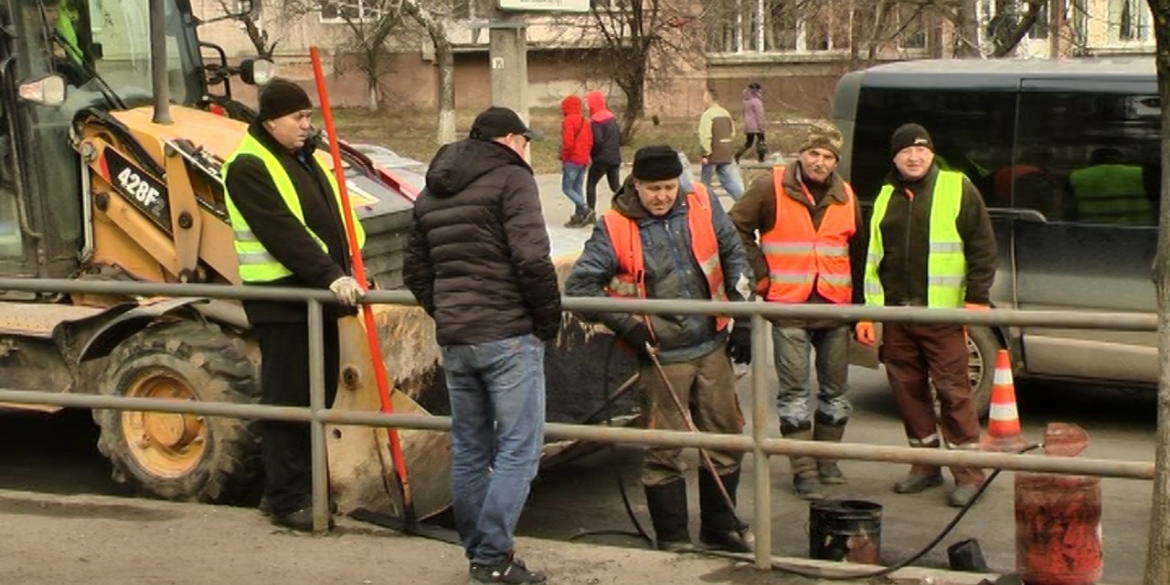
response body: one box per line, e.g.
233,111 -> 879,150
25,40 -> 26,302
569,335 -> 653,545
688,442 -> 1043,580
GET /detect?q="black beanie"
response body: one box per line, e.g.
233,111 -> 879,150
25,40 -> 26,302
890,123 -> 933,157
632,145 -> 683,181
258,79 -> 313,122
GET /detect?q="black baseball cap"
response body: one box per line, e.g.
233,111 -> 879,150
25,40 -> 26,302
469,106 -> 543,141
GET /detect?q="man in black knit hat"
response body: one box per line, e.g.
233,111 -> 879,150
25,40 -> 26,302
566,145 -> 755,554
224,78 -> 367,531
856,122 -> 997,508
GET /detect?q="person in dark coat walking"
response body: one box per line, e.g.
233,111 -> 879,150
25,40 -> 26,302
855,123 -> 997,509
405,106 -> 561,585
223,79 -> 367,532
585,90 -> 622,217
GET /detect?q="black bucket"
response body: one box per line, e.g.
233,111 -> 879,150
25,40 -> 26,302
809,499 -> 883,565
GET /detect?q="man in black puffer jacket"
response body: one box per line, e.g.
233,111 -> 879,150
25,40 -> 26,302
404,106 -> 560,585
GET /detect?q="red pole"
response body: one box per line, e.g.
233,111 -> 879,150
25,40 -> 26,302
308,46 -> 415,525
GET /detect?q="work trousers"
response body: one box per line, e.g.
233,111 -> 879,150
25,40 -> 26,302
254,318 -> 340,517
641,344 -> 744,487
880,322 -> 984,486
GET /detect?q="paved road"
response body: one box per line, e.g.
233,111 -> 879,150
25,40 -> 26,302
0,173 -> 1155,584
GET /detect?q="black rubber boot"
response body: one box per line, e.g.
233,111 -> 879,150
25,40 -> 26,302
644,479 -> 691,552
698,469 -> 754,553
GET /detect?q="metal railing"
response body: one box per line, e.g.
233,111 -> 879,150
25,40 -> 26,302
0,277 -> 1158,569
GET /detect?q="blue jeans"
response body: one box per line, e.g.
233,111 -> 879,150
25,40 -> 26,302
441,334 -> 546,566
772,325 -> 852,431
700,162 -> 745,201
561,162 -> 587,214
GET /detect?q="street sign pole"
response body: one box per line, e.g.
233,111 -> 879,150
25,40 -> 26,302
485,1 -> 529,125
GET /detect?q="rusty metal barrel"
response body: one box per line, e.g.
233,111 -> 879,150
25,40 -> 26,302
1015,423 -> 1103,585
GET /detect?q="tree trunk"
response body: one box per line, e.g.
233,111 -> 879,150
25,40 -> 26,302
401,0 -> 456,145
435,40 -> 456,145
1147,3 -> 1170,584
991,0 -> 1047,57
952,0 -> 982,57
366,53 -> 379,110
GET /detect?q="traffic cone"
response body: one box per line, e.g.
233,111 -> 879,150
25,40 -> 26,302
980,349 -> 1028,453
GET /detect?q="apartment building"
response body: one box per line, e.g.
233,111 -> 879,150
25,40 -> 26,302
192,0 -> 1157,116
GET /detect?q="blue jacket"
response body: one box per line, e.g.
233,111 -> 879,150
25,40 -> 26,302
565,178 -> 753,364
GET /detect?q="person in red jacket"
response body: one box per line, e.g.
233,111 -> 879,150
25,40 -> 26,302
561,95 -> 594,227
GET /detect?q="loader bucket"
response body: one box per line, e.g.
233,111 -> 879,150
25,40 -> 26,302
327,256 -> 641,522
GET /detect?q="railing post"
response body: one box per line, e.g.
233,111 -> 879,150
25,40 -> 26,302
308,299 -> 330,533
750,311 -> 771,569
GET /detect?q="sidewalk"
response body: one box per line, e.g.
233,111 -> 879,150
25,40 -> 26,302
0,488 -> 999,585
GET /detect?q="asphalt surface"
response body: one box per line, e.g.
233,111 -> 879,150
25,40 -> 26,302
0,172 -> 1154,585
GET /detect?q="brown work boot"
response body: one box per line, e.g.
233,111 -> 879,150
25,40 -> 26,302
947,483 -> 983,508
893,472 -> 945,494
813,421 -> 848,485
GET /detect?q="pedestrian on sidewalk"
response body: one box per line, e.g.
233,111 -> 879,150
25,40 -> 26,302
223,79 -> 366,532
405,106 -> 562,584
734,82 -> 767,164
729,123 -> 865,501
855,123 -> 997,508
565,145 -> 756,554
585,90 -> 621,217
560,94 -> 593,228
698,88 -> 745,201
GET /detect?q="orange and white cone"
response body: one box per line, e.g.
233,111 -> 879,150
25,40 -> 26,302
979,349 -> 1028,453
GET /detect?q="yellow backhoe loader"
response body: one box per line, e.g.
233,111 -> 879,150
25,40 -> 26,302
0,0 -> 637,520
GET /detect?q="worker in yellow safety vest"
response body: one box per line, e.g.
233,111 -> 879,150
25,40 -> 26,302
223,79 -> 366,532
855,123 -> 998,509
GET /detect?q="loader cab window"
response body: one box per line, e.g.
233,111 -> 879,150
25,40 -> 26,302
83,0 -> 204,106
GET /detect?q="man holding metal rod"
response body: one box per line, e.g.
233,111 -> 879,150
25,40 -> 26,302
565,144 -> 756,553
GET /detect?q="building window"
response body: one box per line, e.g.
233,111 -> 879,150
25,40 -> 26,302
1109,0 -> 1151,42
709,0 -> 872,54
320,0 -> 384,23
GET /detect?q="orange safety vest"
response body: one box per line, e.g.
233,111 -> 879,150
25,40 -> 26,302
761,167 -> 856,304
602,184 -> 731,333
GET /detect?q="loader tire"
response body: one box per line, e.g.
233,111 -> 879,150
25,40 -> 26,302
94,321 -> 260,503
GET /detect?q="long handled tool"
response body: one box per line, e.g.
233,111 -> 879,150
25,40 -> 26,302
309,46 -> 415,527
644,343 -> 745,534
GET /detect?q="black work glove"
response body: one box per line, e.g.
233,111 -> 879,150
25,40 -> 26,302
621,321 -> 655,361
727,323 -> 753,365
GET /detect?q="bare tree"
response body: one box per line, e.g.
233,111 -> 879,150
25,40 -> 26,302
588,0 -> 709,143
400,0 -> 457,144
213,0 -> 278,57
329,0 -> 407,110
986,0 -> 1048,56
1146,5 -> 1170,583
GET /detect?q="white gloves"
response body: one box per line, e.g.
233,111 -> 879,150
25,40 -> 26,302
329,276 -> 365,307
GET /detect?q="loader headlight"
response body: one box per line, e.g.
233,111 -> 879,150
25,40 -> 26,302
18,74 -> 66,107
241,58 -> 277,86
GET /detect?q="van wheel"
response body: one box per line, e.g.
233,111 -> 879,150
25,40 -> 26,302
966,326 -> 1002,419
93,321 -> 261,503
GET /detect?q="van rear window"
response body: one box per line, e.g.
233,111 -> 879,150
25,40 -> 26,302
850,86 -> 1161,226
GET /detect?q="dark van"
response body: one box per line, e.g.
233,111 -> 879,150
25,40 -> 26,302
831,58 -> 1159,413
